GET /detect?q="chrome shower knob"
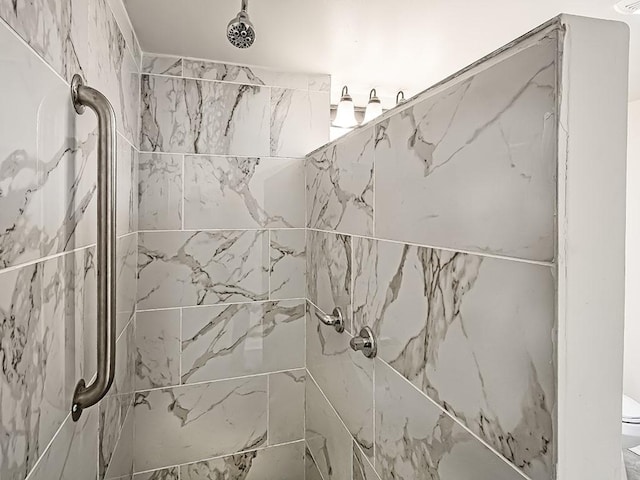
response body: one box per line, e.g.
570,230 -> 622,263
350,327 -> 377,358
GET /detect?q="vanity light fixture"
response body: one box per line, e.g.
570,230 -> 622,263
396,90 -> 406,105
332,86 -> 358,128
363,88 -> 383,124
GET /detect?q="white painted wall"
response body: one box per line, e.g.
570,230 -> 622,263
625,100 -> 640,401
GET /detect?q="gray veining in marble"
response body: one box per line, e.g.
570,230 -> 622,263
373,33 -> 557,261
269,229 -> 306,300
183,155 -> 305,229
376,360 -> 527,480
270,88 -> 329,157
140,74 -> 270,156
353,441 -> 380,480
307,302 -> 374,458
142,55 -> 183,76
307,229 -> 352,332
136,309 -> 181,389
625,449 -> 640,480
305,376 -> 353,480
353,236 -> 555,479
305,446 -> 324,480
137,230 -> 269,309
134,377 -> 268,471
138,153 -> 183,230
134,466 -> 179,480
307,127 -> 374,236
181,300 -> 305,383
180,441 -> 304,480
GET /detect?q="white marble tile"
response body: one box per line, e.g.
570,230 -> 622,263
180,441 -> 305,480
137,230 -> 269,309
88,0 -> 140,146
305,446 -> 324,480
269,229 -> 306,300
25,408 -> 99,480
0,0 -> 89,82
305,377 -> 353,480
142,54 -> 182,76
353,441 -> 380,480
376,360 -> 527,480
104,0 -> 141,67
134,377 -> 268,471
270,88 -> 329,157
116,233 -> 137,338
307,302 -> 374,458
182,59 -> 327,91
183,156 -> 305,229
307,229 -> 352,332
140,75 -> 270,156
134,467 -> 179,480
138,153 -> 183,230
117,134 -> 137,236
268,369 -> 306,444
181,300 -> 305,383
353,237 -> 555,479
104,402 -> 134,480
100,321 -> 135,478
136,309 -> 181,390
307,127 -> 374,236
374,34 -> 557,261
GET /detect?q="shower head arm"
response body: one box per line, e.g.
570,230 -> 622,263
241,0 -> 248,13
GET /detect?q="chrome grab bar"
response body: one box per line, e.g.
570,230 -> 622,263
315,307 -> 344,333
70,74 -> 117,422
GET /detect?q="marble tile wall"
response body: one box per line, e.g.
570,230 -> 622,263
135,52 -> 330,476
0,0 -> 141,477
305,25 -> 559,480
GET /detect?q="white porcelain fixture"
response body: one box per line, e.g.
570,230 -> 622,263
623,395 -> 640,448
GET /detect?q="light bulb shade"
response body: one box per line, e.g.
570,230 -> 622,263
332,86 -> 358,128
363,88 -> 383,123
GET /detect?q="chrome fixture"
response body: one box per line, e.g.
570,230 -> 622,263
70,74 -> 117,422
332,86 -> 358,128
227,0 -> 256,49
350,327 -> 377,358
396,90 -> 406,105
315,307 -> 345,333
363,88 -> 383,123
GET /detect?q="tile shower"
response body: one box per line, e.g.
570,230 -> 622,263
0,3 -> 629,480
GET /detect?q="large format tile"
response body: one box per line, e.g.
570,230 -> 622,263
269,229 -> 306,300
117,134 -> 138,236
270,88 -> 329,157
140,75 -> 270,156
183,156 -> 305,229
134,377 -> 268,471
88,0 -> 140,146
138,153 -> 183,230
307,303 -> 374,457
307,229 -> 352,332
136,309 -> 181,390
181,300 -> 305,383
137,230 -> 269,309
25,408 -> 99,480
307,127 -> 374,236
134,467 -> 179,480
180,441 -> 305,480
305,377 -> 352,480
305,447 -> 324,480
376,360 -> 526,480
353,237 -> 555,479
0,0 -> 88,83
116,233 -> 137,338
353,442 -> 380,480
374,33 -> 557,261
142,54 -> 182,76
268,369 -> 306,444
0,21 -> 97,268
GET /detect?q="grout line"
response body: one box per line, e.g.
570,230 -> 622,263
132,439 -> 306,476
181,154 -> 185,230
307,227 -> 556,268
137,227 -> 307,234
305,439 -> 330,480
23,412 -> 73,480
136,366 -> 306,394
377,358 -> 533,480
136,297 -> 307,314
135,149 -> 309,160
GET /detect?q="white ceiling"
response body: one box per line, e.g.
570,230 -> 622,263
124,0 -> 640,107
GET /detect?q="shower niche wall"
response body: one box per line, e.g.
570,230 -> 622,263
0,4 -> 628,480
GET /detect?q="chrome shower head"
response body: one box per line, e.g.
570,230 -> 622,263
227,0 -> 255,49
